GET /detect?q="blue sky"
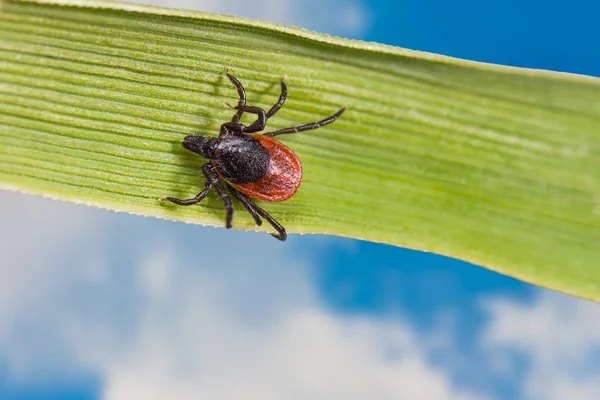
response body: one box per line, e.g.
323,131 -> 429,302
1,1 -> 600,399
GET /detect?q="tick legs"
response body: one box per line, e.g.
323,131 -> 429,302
265,78 -> 288,119
227,185 -> 287,241
224,70 -> 344,138
219,104 -> 267,136
226,184 -> 262,226
162,163 -> 234,229
264,107 -> 346,137
252,203 -> 287,241
162,184 -> 211,206
242,79 -> 288,132
226,68 -> 246,124
161,162 -> 285,239
223,71 -> 288,135
232,105 -> 267,133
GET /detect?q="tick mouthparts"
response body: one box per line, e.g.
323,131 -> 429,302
183,135 -> 218,159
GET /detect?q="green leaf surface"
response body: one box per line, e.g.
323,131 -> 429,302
1,0 -> 599,301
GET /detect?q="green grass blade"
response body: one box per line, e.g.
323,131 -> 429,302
1,0 -> 599,301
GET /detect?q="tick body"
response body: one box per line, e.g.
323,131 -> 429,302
162,69 -> 345,241
214,133 -> 303,202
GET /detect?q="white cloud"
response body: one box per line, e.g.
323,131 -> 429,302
0,191 -> 110,380
0,190 -> 481,400
481,291 -> 600,400
100,311 -> 480,400
128,0 -> 371,37
4,193 -> 600,400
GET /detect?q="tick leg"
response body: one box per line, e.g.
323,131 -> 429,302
253,202 -> 287,241
230,190 -> 286,241
243,78 -> 288,132
220,121 -> 246,135
219,105 -> 267,135
203,163 -> 234,228
161,162 -> 215,206
226,69 -> 246,123
263,107 -> 345,137
265,78 -> 288,119
226,186 -> 286,240
233,105 -> 267,133
226,184 -> 262,226
222,73 -> 287,136
161,183 -> 212,206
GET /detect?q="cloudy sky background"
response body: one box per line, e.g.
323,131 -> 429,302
2,0 -> 600,399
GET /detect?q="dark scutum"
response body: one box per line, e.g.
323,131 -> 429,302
213,133 -> 270,184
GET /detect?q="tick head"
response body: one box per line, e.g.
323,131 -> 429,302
182,135 -> 218,159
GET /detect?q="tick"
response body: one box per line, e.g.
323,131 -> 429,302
161,69 -> 345,241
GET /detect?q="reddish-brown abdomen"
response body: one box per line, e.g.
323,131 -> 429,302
229,134 -> 302,202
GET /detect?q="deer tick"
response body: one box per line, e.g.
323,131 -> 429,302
161,69 -> 345,241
